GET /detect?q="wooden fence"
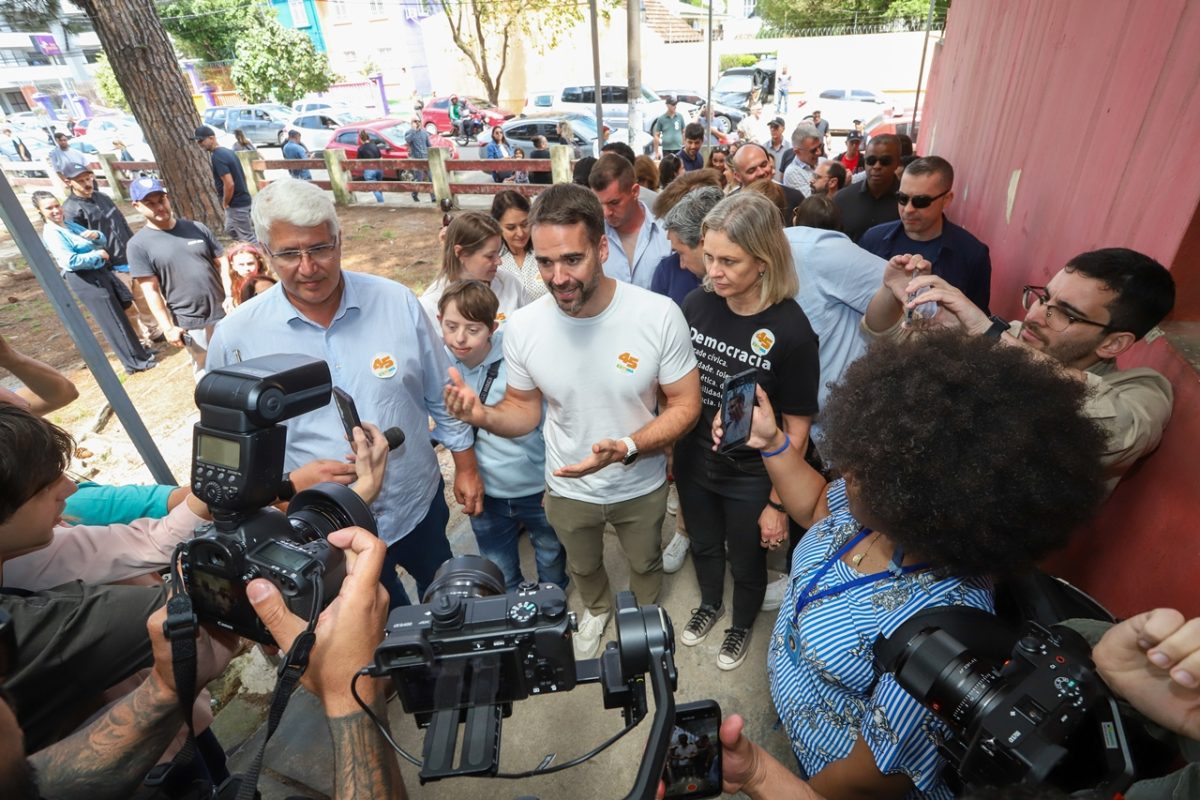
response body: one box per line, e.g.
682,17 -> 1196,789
2,146 -> 577,209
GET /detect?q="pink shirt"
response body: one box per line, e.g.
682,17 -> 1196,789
2,501 -> 205,591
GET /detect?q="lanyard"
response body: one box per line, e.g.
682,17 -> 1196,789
791,528 -> 929,622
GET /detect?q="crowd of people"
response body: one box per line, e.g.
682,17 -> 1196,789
3,103 -> 1196,800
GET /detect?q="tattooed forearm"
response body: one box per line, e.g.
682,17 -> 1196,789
327,708 -> 407,799
30,674 -> 181,800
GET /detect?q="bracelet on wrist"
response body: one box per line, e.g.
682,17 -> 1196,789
760,433 -> 791,459
767,499 -> 785,513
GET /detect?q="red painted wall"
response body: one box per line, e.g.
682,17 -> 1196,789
920,0 -> 1200,617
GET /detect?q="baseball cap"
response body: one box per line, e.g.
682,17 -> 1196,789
847,131 -> 864,141
63,163 -> 93,180
130,176 -> 167,202
193,125 -> 216,141
665,96 -> 678,105
768,116 -> 785,128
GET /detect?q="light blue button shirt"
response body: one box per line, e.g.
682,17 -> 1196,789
205,270 -> 473,545
786,226 -> 886,440
602,201 -> 673,290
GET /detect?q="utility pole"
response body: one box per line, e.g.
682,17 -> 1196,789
912,0 -> 938,142
590,0 -> 603,137
628,0 -> 642,143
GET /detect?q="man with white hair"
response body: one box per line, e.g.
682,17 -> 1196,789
782,124 -> 822,198
205,178 -> 484,608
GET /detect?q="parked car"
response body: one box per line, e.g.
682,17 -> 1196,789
323,118 -> 458,179
421,96 -> 513,136
523,84 -> 699,134
711,58 -> 776,112
487,112 -> 653,159
795,88 -> 895,135
201,105 -> 288,146
654,89 -> 745,135
292,99 -> 374,118
287,111 -> 365,152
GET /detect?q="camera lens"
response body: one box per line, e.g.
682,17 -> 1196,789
891,628 -> 1005,732
422,555 -> 506,605
287,483 -> 378,542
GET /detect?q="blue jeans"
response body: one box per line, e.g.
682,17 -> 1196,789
381,478 -> 453,608
469,492 -> 568,591
363,168 -> 384,203
776,90 -> 788,112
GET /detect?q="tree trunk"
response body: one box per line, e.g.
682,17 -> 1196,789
74,0 -> 223,232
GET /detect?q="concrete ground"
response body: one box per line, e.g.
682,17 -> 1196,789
213,497 -> 797,799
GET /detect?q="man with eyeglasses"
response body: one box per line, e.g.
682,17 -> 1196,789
862,246 -> 1175,495
206,178 -> 485,609
782,124 -> 822,198
126,177 -> 228,380
858,155 -> 992,312
833,133 -> 902,242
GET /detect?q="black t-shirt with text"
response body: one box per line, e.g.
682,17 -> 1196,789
681,288 -> 819,470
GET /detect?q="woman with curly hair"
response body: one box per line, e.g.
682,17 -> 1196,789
223,242 -> 275,309
712,330 -> 1107,800
489,190 -> 544,300
419,211 -> 527,328
674,191 -> 817,671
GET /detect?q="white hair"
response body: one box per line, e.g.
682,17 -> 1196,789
790,124 -> 821,148
251,178 -> 340,247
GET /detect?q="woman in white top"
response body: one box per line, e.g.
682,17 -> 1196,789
490,190 -> 545,300
420,211 -> 528,328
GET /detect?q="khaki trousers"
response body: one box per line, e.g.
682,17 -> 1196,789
544,481 -> 667,615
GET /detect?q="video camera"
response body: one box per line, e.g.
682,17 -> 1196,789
367,555 -> 696,800
176,354 -> 377,644
875,612 -> 1135,798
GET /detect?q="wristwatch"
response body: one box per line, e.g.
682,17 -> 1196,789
984,315 -> 1010,339
619,436 -> 639,466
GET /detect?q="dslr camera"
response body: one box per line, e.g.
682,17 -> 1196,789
877,614 -> 1135,797
176,354 -> 377,644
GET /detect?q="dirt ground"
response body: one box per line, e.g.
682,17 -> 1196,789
0,200 -> 445,484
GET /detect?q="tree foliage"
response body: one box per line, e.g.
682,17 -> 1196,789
158,0 -> 266,63
92,53 -> 128,111
757,0 -> 949,37
230,17 -> 334,105
441,0 -> 614,106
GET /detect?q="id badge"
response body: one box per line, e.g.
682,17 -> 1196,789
785,622 -> 802,669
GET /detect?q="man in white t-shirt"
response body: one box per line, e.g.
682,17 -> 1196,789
445,183 -> 701,659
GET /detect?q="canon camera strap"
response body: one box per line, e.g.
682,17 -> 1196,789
472,358 -> 503,436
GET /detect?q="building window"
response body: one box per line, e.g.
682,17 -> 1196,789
376,47 -> 392,62
331,0 -> 348,18
288,0 -> 310,28
343,50 -> 357,63
369,0 -> 386,13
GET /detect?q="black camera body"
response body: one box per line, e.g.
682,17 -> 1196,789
178,354 -> 377,645
373,556 -> 576,719
879,614 -> 1134,796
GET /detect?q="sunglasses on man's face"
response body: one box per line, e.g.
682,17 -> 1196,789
864,155 -> 895,167
897,189 -> 950,209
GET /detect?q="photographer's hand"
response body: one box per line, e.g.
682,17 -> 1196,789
349,422 -> 389,505
1094,608 -> 1200,740
290,458 -> 358,493
248,526 -> 407,797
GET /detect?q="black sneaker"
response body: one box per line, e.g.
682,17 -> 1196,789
717,627 -> 751,670
680,605 -> 724,646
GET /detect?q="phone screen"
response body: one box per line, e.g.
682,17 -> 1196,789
332,387 -> 362,441
663,700 -> 722,798
719,370 -> 757,453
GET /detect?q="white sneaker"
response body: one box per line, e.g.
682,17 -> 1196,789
572,610 -> 611,660
761,571 -> 788,612
666,483 -> 680,515
662,530 -> 690,573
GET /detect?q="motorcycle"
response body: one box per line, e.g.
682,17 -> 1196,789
456,110 -> 484,146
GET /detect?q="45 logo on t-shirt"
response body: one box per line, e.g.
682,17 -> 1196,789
751,328 -> 776,356
616,352 -> 640,374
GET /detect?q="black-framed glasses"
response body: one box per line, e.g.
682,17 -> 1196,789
897,189 -> 950,209
265,241 -> 339,268
864,155 -> 895,167
1021,285 -> 1112,332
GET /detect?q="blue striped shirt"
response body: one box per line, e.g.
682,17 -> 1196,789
768,479 -> 994,798
206,270 -> 473,545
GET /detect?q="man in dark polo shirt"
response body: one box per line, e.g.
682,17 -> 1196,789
858,155 -> 992,313
833,133 -> 901,242
61,163 -> 163,345
678,123 -> 706,172
126,176 -> 226,381
195,124 -> 255,243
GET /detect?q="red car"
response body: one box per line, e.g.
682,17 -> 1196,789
419,96 -> 512,135
324,118 -> 459,179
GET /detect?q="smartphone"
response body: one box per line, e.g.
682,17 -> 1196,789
663,700 -> 723,799
332,387 -> 369,444
718,369 -> 758,454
